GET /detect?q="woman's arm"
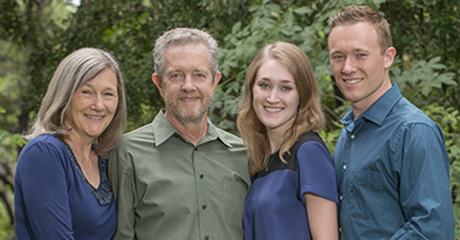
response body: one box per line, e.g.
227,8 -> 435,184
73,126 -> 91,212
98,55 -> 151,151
15,139 -> 75,239
297,141 -> 339,240
304,193 -> 338,240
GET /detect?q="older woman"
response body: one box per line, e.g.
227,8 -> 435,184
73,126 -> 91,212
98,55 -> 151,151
237,42 -> 338,240
14,48 -> 127,239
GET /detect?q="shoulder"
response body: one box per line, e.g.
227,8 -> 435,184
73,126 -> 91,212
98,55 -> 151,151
289,132 -> 332,168
392,97 -> 437,127
17,134 -> 69,172
293,132 -> 328,153
387,98 -> 446,152
215,127 -> 244,148
298,132 -> 326,144
297,139 -> 331,161
117,123 -> 155,148
21,134 -> 63,155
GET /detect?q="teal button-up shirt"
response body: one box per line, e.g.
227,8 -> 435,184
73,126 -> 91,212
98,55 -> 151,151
333,84 -> 454,239
109,111 -> 251,240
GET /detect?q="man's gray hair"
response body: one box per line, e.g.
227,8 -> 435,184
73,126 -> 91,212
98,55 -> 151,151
153,28 -> 219,80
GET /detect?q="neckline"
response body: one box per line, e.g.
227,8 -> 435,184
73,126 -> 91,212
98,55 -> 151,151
57,136 -> 114,206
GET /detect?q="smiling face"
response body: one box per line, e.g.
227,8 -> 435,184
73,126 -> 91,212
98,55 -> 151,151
153,43 -> 221,125
252,58 -> 299,134
67,68 -> 118,142
328,21 -> 395,117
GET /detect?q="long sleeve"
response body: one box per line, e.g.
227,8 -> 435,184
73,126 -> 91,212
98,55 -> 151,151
109,145 -> 136,240
14,141 -> 75,239
390,123 -> 454,239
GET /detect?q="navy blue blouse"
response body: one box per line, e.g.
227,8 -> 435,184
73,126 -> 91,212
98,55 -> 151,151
244,132 -> 338,240
14,134 -> 117,239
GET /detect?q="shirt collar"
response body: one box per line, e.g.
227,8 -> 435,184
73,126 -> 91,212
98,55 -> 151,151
341,84 -> 403,128
152,110 -> 233,148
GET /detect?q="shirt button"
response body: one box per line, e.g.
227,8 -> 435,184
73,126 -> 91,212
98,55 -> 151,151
202,205 -> 207,210
351,135 -> 355,139
200,174 -> 204,179
343,165 -> 347,170
339,195 -> 343,201
339,227 -> 342,232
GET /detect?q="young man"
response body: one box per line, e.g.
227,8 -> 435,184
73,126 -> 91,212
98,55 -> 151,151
109,28 -> 250,240
328,5 -> 455,239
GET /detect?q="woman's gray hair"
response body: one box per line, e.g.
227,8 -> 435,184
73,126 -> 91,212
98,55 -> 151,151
153,28 -> 219,80
25,47 -> 127,157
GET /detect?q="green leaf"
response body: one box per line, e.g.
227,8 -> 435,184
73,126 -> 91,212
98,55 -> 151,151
293,7 -> 313,15
232,21 -> 242,35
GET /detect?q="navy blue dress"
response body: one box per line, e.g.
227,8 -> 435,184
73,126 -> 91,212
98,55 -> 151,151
14,134 -> 117,239
244,132 -> 338,240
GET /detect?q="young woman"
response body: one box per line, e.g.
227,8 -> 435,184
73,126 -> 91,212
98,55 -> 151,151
237,42 -> 338,240
14,48 -> 127,239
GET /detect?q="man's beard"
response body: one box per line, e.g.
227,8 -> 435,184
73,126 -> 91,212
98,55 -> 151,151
165,98 -> 207,125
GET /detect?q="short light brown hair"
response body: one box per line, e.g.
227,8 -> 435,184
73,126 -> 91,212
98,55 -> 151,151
329,5 -> 392,54
237,41 -> 325,175
25,47 -> 127,157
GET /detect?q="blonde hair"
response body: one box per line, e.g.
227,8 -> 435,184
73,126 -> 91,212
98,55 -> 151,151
329,5 -> 392,54
237,42 -> 325,175
25,47 -> 127,157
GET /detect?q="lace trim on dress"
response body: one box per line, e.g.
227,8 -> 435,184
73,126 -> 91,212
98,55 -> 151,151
57,137 -> 114,206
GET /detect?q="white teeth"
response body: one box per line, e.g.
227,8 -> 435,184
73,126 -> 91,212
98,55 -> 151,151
181,98 -> 198,102
86,115 -> 103,119
265,107 -> 282,112
344,78 -> 362,84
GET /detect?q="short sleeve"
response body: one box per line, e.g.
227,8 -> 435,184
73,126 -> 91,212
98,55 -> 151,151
297,141 -> 338,204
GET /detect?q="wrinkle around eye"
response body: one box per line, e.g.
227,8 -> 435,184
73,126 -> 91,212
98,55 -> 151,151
81,90 -> 93,96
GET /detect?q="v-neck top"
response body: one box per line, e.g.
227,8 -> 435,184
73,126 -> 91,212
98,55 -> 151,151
57,137 -> 113,205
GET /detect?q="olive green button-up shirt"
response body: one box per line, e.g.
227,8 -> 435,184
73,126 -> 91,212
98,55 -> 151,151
109,111 -> 251,240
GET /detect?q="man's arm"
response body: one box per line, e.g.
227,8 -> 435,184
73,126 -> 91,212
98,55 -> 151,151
109,146 -> 136,240
390,123 -> 455,239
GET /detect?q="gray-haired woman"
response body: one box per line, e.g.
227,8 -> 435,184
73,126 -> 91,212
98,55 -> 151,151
14,47 -> 127,239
